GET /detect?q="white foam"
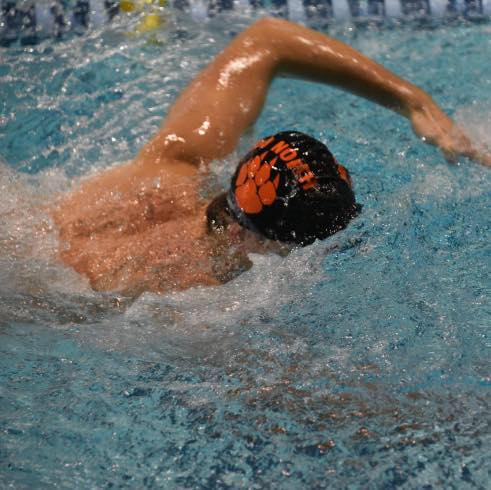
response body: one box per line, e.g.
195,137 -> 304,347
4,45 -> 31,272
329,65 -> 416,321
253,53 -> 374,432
455,102 -> 491,151
0,162 -> 91,298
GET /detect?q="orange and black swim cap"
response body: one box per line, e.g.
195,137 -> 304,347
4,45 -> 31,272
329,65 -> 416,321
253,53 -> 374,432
228,131 -> 360,245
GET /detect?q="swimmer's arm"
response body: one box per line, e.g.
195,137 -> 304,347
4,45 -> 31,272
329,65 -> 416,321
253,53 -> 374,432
139,17 -> 490,167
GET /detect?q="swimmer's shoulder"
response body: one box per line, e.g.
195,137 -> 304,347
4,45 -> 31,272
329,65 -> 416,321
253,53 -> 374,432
78,153 -> 198,199
53,153 -> 200,231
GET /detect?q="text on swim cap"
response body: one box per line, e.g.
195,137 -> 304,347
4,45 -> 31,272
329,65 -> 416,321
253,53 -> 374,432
265,139 -> 317,191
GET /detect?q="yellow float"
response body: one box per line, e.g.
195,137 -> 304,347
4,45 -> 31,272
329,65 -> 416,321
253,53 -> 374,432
120,0 -> 167,34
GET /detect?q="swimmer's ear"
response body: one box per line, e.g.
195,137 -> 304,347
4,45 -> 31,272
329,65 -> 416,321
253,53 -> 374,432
206,192 -> 235,234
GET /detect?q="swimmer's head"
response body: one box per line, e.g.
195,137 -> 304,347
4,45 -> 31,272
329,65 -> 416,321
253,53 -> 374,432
208,131 -> 360,246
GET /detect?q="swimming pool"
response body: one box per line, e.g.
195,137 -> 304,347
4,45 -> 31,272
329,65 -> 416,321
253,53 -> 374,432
1,11 -> 490,488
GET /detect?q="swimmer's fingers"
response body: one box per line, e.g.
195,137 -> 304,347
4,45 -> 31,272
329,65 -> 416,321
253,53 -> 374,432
438,130 -> 471,164
448,147 -> 491,167
459,142 -> 491,167
443,128 -> 491,167
420,130 -> 459,165
468,149 -> 491,167
409,100 -> 491,167
417,113 -> 490,167
478,152 -> 491,167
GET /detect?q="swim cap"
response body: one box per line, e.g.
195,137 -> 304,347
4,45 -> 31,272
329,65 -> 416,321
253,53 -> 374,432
228,131 -> 359,245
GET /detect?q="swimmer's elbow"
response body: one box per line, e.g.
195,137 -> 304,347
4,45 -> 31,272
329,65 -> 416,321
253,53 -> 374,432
249,16 -> 279,30
245,17 -> 297,57
247,16 -> 289,37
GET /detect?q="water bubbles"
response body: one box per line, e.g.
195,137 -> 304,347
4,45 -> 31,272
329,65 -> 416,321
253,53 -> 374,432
1,16 -> 491,489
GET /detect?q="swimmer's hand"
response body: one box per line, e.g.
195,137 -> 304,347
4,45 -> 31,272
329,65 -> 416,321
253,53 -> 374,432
409,96 -> 491,167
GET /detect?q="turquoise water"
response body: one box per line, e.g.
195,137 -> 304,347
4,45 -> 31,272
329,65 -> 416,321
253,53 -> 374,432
1,13 -> 490,488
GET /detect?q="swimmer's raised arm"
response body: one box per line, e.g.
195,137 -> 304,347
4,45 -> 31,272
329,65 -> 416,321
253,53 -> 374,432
139,16 -> 490,167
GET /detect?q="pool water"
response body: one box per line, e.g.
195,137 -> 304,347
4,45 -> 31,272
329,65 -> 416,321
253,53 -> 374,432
1,12 -> 490,488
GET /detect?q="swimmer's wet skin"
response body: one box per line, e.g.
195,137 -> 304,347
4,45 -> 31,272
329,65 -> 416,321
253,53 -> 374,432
52,17 -> 491,296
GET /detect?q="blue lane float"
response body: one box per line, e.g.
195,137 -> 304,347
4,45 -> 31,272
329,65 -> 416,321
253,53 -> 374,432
0,1 -> 119,45
1,0 -> 490,45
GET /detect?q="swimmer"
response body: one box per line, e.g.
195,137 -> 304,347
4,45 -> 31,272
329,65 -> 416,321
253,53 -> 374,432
52,17 -> 491,296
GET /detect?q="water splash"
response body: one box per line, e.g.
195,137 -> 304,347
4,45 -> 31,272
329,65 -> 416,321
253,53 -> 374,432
1,17 -> 490,489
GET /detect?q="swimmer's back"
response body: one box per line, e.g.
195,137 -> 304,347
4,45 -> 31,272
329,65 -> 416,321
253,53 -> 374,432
52,157 -> 218,295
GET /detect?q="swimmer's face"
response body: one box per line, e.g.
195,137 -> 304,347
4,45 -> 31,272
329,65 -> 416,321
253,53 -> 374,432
205,192 -> 282,253
220,221 -> 287,255
207,219 -> 273,283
